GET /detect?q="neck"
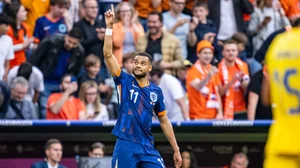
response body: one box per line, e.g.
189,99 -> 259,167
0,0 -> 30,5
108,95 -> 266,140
150,31 -> 163,40
198,60 -> 209,67
225,59 -> 235,67
85,16 -> 95,25
17,20 -> 21,28
170,10 -> 180,17
48,159 -> 57,167
200,19 -> 207,24
136,76 -> 149,87
49,12 -> 59,20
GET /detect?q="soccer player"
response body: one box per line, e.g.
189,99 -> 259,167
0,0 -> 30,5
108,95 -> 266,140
262,28 -> 300,168
103,5 -> 182,168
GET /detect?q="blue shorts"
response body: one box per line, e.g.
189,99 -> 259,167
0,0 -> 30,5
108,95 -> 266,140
111,138 -> 165,168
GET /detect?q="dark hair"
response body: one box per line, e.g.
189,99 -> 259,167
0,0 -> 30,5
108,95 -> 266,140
135,52 -> 153,64
123,52 -> 136,64
89,142 -> 105,152
193,1 -> 208,10
181,149 -> 198,168
4,2 -> 26,39
292,18 -> 300,27
68,27 -> 82,39
149,62 -> 164,78
0,13 -> 11,25
148,11 -> 163,22
81,0 -> 97,8
60,73 -> 72,83
17,62 -> 33,81
44,138 -> 62,150
50,0 -> 69,6
231,32 -> 248,46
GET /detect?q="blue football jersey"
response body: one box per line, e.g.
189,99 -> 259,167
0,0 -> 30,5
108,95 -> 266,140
34,15 -> 68,41
112,70 -> 166,147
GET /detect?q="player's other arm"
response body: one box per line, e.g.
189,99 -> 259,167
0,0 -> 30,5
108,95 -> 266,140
103,5 -> 121,77
158,115 -> 182,167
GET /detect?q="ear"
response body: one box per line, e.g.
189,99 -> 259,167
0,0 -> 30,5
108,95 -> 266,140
149,65 -> 152,72
45,149 -> 49,156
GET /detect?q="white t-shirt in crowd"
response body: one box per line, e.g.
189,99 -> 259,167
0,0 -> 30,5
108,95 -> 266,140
86,103 -> 109,121
218,0 -> 238,40
158,74 -> 185,121
7,66 -> 44,101
0,35 -> 14,80
163,11 -> 191,59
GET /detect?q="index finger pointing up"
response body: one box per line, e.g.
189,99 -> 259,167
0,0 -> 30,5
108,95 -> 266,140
111,4 -> 114,15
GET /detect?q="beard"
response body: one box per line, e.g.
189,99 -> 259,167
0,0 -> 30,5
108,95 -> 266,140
133,71 -> 148,79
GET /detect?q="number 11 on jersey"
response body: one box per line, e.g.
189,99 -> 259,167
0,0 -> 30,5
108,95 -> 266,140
130,89 -> 139,103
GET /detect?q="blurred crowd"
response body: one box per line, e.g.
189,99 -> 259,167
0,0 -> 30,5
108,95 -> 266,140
0,0 -> 298,121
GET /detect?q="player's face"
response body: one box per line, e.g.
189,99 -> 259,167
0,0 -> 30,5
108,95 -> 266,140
133,56 -> 152,79
223,43 -> 239,62
89,148 -> 104,158
181,151 -> 191,168
64,35 -> 80,50
46,143 -> 63,163
197,48 -> 214,65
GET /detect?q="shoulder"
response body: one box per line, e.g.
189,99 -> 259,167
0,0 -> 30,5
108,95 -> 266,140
181,13 -> 191,19
162,74 -> 180,83
49,93 -> 62,100
9,66 -> 19,74
59,164 -> 67,168
162,31 -> 180,42
162,11 -> 170,17
1,34 -> 13,42
36,16 -> 46,22
31,161 -> 46,167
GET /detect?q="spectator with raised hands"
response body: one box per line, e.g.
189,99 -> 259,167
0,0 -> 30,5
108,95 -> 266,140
5,2 -> 38,68
46,74 -> 85,120
78,81 -> 109,121
112,2 -> 144,67
248,0 -> 290,56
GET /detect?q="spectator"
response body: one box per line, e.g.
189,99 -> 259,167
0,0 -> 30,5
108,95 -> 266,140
78,81 -> 109,120
20,0 -> 50,34
68,0 -> 80,26
78,54 -> 111,103
31,139 -> 66,168
149,63 -> 189,121
136,12 -> 183,75
247,66 -> 272,120
129,0 -> 161,31
5,77 -> 37,119
176,60 -> 192,93
248,0 -> 290,56
88,142 -> 105,158
0,13 -> 14,81
29,28 -> 84,119
7,62 -> 44,103
33,0 -> 69,42
5,3 -> 37,69
186,40 -> 223,120
46,74 -> 85,120
280,0 -> 300,21
0,81 -> 10,118
0,0 -> 10,14
73,0 -> 107,77
208,0 -> 254,41
230,152 -> 249,168
181,149 -> 198,168
163,0 -> 190,59
122,52 -> 135,75
104,77 -> 119,119
113,2 -> 144,66
216,40 -> 250,120
231,32 -> 262,75
187,1 -> 221,63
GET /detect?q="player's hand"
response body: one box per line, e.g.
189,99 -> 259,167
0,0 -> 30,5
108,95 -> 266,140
104,5 -> 115,27
173,150 -> 182,168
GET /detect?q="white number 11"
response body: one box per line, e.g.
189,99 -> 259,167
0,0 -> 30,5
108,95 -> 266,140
130,89 -> 139,103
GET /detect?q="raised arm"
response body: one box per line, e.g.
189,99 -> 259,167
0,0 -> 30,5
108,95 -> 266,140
103,5 -> 121,77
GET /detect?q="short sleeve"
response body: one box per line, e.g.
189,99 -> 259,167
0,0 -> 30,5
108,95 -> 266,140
33,18 -> 44,41
7,67 -> 18,86
113,69 -> 130,86
248,70 -> 262,94
186,68 -> 199,85
6,37 -> 14,60
154,88 -> 166,117
214,72 -> 223,86
47,94 -> 60,110
77,99 -> 86,112
167,76 -> 184,100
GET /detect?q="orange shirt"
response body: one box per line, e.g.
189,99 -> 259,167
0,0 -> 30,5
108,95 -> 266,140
7,23 -> 34,69
280,0 -> 300,18
186,65 -> 218,119
134,0 -> 162,18
216,64 -> 248,113
185,0 -> 194,11
161,0 -> 170,11
46,93 -> 85,120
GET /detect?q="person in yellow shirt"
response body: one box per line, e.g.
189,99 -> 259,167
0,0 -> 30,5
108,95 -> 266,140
262,28 -> 300,168
20,0 -> 50,33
